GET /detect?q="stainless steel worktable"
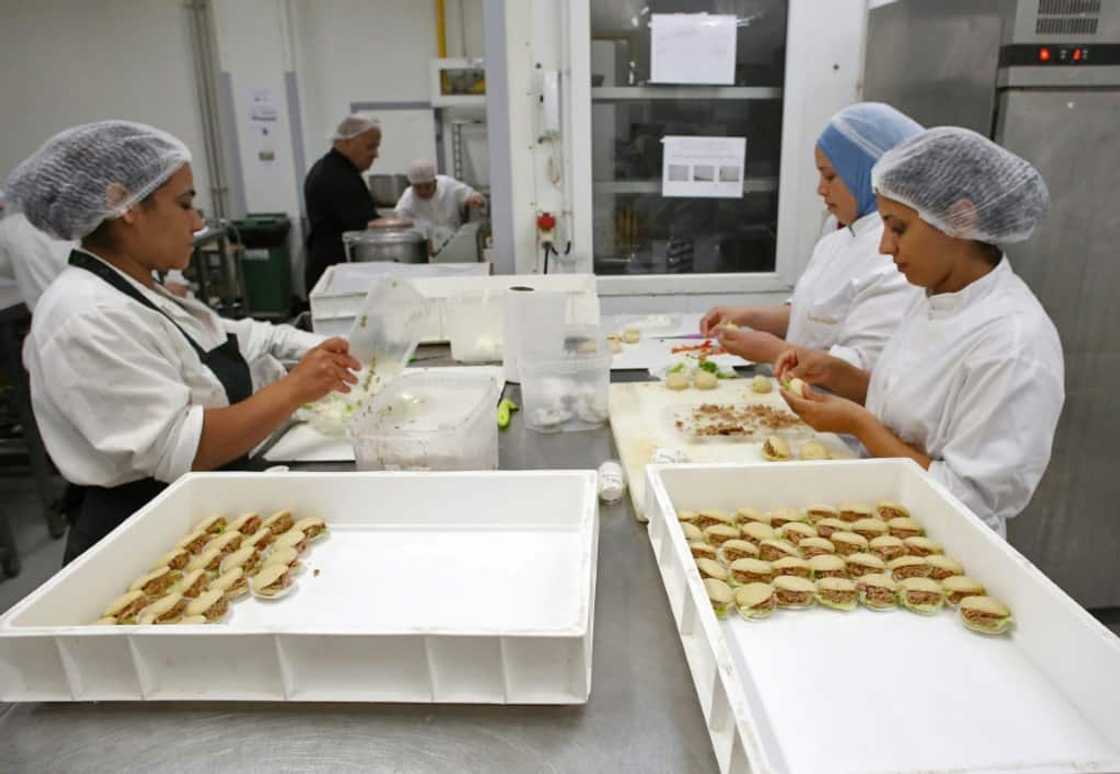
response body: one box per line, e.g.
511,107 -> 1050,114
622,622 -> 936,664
0,361 -> 721,774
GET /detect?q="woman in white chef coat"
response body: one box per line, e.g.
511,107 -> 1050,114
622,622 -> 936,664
776,127 -> 1064,537
5,121 -> 359,562
701,103 -> 923,369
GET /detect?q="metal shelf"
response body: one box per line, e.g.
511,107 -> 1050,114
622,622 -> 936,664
593,177 -> 778,194
592,86 -> 781,101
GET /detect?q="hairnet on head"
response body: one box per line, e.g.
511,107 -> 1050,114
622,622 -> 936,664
332,114 -> 381,141
817,102 -> 924,219
4,121 -> 191,241
406,159 -> 437,184
872,127 -> 1049,244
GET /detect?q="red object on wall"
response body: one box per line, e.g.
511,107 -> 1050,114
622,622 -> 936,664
537,212 -> 557,232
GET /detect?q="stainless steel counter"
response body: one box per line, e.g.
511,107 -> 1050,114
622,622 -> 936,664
0,366 -> 721,774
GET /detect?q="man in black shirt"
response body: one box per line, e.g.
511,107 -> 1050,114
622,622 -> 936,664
303,115 -> 382,291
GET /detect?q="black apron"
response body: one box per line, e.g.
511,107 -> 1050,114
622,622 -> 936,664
62,252 -> 254,564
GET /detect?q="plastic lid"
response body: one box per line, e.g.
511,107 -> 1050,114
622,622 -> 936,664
350,371 -> 496,439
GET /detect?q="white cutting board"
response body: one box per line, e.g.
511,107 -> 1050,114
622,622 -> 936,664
608,378 -> 852,521
261,366 -> 505,463
604,312 -> 751,372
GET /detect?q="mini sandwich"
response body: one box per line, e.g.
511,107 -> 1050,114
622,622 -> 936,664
958,595 -> 1013,635
807,554 -> 847,580
221,545 -> 263,575
762,435 -> 791,462
771,556 -> 811,580
904,536 -> 943,557
799,441 -> 829,461
175,569 -> 210,599
175,529 -> 211,556
703,578 -> 735,619
735,582 -> 777,621
690,541 -> 719,561
262,509 -> 295,536
815,517 -> 850,539
703,524 -> 741,547
680,522 -> 705,542
184,589 -> 230,622
177,616 -> 209,625
251,564 -> 297,599
805,504 -> 840,524
729,558 -> 775,585
273,528 -> 310,555
856,573 -> 899,611
262,546 -> 301,570
695,509 -> 737,530
816,576 -> 858,611
101,590 -> 149,624
887,517 -> 924,540
152,547 -> 191,572
228,512 -> 263,536
92,616 -> 117,626
193,514 -> 227,536
888,555 -> 930,582
210,567 -> 249,599
797,536 -> 835,559
941,575 -> 986,606
830,531 -> 869,557
245,527 -> 276,552
128,566 -> 182,597
845,552 -> 886,579
768,508 -> 807,529
188,547 -> 224,574
204,530 -> 243,556
876,501 -> 910,521
137,592 -> 188,625
869,535 -> 907,562
695,557 -> 730,583
718,539 -> 759,564
777,521 -> 817,546
758,539 -> 799,562
785,377 -> 807,398
838,503 -> 874,524
741,522 -> 776,544
925,554 -> 964,582
735,507 -> 767,526
773,576 -> 816,609
677,510 -> 700,524
899,577 -> 945,615
849,518 -> 889,542
293,517 -> 328,542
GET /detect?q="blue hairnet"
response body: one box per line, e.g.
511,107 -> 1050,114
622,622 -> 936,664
817,103 -> 924,218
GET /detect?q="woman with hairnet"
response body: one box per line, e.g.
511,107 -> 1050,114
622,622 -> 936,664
394,159 -> 485,252
6,121 -> 360,562
701,103 -> 923,369
776,127 -> 1064,537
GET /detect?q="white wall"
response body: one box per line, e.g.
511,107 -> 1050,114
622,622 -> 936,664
0,0 -> 213,217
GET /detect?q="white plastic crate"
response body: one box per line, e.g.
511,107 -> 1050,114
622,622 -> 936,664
644,460 -> 1120,774
0,470 -> 599,703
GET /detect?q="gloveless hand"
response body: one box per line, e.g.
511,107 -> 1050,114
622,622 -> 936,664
779,383 -> 870,436
285,337 -> 360,405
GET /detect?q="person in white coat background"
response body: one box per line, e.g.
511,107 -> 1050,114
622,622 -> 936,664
776,127 -> 1064,537
394,159 -> 485,251
701,103 -> 924,369
5,121 -> 360,562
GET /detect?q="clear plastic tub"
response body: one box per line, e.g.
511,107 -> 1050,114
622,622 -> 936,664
445,289 -> 504,363
350,371 -> 498,470
520,329 -> 611,433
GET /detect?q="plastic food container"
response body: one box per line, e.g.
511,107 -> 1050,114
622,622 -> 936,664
350,371 -> 498,470
520,328 -> 611,433
444,289 -> 505,363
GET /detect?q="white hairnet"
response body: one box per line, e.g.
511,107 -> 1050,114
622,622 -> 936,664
406,159 -> 437,184
871,127 -> 1049,244
4,121 -> 191,241
333,114 -> 381,141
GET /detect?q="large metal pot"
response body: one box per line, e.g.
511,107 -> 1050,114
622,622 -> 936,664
366,173 -> 410,208
343,229 -> 428,264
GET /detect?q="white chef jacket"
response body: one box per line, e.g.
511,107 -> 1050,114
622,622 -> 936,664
24,250 -> 324,488
865,258 -> 1065,537
786,211 -> 920,369
0,212 -> 74,311
395,174 -> 477,240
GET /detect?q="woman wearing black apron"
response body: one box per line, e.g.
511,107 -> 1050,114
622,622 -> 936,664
6,121 -> 360,563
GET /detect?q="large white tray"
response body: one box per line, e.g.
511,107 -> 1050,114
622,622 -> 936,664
0,470 -> 599,703
644,460 -> 1120,774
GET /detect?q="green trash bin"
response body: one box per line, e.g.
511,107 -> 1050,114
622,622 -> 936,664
232,213 -> 292,318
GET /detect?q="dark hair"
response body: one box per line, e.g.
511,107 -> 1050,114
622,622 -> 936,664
977,241 -> 1002,265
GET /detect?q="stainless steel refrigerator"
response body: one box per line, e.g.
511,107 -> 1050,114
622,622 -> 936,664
863,0 -> 1120,607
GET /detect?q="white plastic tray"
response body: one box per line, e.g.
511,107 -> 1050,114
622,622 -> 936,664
644,460 -> 1120,774
0,470 -> 599,703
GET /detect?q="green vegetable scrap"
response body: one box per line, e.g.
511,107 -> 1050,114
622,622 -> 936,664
497,398 -> 519,430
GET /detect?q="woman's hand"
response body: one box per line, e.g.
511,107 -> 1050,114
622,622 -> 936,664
779,383 -> 871,436
774,346 -> 836,387
284,338 -> 360,405
700,306 -> 748,337
717,327 -> 786,364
